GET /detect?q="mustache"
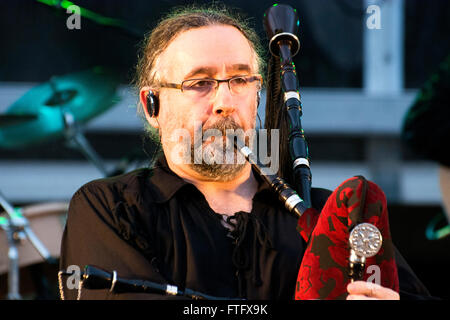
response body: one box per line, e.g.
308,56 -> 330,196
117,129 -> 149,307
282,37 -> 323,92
202,118 -> 242,136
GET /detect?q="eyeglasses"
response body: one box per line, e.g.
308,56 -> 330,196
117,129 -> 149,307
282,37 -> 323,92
158,74 -> 263,98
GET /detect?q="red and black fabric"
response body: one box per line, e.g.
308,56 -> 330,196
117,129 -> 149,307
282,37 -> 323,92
295,176 -> 399,300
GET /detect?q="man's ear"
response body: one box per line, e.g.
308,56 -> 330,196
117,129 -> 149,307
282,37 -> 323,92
139,86 -> 159,128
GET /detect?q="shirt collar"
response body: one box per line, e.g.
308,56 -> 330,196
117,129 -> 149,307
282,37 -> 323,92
147,155 -> 190,203
148,154 -> 272,203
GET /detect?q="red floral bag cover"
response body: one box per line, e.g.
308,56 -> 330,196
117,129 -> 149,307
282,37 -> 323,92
295,176 -> 399,300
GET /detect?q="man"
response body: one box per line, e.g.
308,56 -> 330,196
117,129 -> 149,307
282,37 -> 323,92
59,5 -> 430,300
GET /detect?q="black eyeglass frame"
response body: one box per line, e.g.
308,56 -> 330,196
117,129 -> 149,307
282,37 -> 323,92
158,74 -> 263,95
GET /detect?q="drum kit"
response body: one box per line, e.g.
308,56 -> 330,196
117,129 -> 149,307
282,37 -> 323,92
0,66 -> 147,299
0,1 -> 148,299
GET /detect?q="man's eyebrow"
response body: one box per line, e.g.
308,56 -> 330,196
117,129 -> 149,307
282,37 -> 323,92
228,64 -> 252,73
184,67 -> 217,80
183,64 -> 252,79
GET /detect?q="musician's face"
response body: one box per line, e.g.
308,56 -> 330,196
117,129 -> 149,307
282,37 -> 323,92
142,25 -> 260,180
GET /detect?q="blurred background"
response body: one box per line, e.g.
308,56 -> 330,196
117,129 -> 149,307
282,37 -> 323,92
0,0 -> 449,299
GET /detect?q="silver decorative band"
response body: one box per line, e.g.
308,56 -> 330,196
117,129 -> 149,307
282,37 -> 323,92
284,91 -> 300,102
269,32 -> 300,56
349,249 -> 366,264
109,270 -> 117,292
166,285 -> 178,296
293,158 -> 310,169
240,146 -> 253,158
285,194 -> 303,212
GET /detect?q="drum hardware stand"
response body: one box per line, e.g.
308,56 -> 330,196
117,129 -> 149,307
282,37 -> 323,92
61,110 -> 110,177
0,190 -> 55,300
61,110 -> 145,178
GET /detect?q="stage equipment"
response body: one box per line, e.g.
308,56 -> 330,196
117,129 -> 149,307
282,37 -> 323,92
0,191 -> 66,299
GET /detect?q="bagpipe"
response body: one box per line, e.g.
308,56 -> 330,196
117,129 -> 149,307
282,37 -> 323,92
257,3 -> 399,299
57,265 -> 243,300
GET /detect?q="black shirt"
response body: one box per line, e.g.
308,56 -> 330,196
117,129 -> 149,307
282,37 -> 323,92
59,156 -> 432,300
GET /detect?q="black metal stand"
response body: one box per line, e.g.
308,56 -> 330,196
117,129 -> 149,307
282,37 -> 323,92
0,190 -> 55,299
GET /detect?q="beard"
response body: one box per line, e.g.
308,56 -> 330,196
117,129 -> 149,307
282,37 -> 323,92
189,117 -> 247,182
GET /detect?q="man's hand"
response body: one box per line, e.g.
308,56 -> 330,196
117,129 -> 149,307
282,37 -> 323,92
346,281 -> 400,300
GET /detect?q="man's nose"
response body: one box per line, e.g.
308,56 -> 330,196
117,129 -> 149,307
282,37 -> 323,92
212,81 -> 235,117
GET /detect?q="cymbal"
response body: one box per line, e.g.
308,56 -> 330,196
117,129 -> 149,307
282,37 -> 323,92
0,114 -> 37,127
0,67 -> 121,149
